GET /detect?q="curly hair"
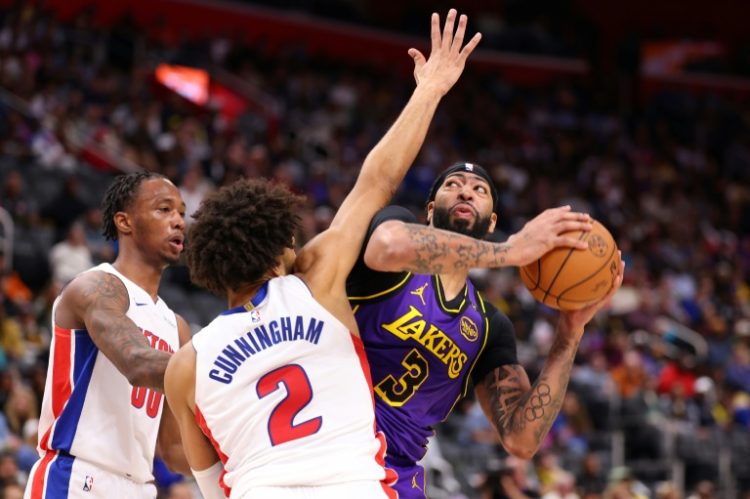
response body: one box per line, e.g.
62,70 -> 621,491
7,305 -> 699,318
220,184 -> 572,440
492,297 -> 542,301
186,178 -> 303,294
101,172 -> 166,241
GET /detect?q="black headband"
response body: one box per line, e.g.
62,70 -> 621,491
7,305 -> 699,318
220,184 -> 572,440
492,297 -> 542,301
427,162 -> 498,209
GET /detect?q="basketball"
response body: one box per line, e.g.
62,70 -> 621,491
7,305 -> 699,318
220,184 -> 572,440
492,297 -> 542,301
520,219 -> 620,311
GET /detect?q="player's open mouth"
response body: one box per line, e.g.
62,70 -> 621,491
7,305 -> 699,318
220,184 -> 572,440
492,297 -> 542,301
169,237 -> 184,252
451,204 -> 476,219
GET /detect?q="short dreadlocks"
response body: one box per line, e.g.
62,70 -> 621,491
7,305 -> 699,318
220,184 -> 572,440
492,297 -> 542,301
101,172 -> 166,241
186,178 -> 303,295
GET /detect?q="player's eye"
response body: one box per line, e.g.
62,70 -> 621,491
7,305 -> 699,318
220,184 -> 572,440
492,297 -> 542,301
475,185 -> 488,194
446,180 -> 459,187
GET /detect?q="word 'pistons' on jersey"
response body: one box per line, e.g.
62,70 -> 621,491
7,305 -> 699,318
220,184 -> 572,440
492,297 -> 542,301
351,273 -> 490,464
192,275 -> 393,498
29,263 -> 180,496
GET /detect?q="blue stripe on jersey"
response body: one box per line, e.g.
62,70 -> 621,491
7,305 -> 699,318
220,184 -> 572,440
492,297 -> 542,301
220,281 -> 269,316
46,454 -> 74,498
51,330 -> 98,452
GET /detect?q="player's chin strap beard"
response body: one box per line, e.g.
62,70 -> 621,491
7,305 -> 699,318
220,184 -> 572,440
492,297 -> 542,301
432,205 -> 493,240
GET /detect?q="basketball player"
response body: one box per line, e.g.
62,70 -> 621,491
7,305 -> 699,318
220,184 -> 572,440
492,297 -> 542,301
164,9 -> 482,499
25,172 -> 192,498
347,163 -> 624,497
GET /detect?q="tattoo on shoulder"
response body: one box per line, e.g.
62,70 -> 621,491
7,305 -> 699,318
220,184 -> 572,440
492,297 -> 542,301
81,272 -> 129,311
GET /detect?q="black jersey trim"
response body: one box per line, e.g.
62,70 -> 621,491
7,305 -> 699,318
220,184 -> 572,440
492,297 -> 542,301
348,272 -> 413,302
433,275 -> 468,314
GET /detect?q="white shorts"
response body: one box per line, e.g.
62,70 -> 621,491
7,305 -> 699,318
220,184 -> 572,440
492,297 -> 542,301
24,453 -> 157,499
236,480 -> 392,499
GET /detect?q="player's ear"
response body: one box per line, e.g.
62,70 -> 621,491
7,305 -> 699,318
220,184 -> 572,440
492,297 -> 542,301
425,201 -> 435,225
487,212 -> 497,234
114,211 -> 133,236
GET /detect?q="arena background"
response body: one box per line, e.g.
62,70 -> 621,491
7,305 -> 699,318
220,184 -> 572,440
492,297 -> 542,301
0,0 -> 749,497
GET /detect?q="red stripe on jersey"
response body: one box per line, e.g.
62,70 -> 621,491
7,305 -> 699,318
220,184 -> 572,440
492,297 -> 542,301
29,450 -> 57,499
350,333 -> 398,497
195,406 -> 231,497
51,325 -> 73,417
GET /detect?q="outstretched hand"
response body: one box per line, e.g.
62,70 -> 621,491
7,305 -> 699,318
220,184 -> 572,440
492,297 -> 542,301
409,9 -> 482,97
507,206 -> 593,267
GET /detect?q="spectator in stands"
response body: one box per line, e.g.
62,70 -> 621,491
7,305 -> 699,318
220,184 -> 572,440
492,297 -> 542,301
81,207 -> 114,264
0,450 -> 26,489
611,349 -> 649,399
0,172 -> 38,228
178,164 -> 213,225
576,452 -> 607,496
48,221 -> 93,285
478,456 -> 541,499
3,384 -> 36,438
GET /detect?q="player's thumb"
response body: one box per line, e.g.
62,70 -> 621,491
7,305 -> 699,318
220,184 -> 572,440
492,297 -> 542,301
408,48 -> 426,68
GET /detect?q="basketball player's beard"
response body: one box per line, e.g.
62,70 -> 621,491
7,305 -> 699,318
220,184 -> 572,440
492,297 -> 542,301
432,205 -> 492,239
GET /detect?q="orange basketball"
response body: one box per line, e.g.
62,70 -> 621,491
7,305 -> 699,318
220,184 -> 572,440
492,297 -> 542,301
520,219 -> 620,311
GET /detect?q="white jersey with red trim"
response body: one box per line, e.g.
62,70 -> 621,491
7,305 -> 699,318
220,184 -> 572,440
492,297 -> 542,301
192,275 -> 393,498
29,263 -> 180,496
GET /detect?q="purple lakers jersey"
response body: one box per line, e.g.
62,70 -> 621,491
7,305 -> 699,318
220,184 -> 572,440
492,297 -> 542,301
351,273 -> 490,464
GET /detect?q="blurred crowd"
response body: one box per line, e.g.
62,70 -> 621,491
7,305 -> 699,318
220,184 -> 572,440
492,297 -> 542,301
1,3 -> 750,498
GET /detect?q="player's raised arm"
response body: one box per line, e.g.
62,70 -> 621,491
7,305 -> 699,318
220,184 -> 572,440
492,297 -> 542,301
57,271 -> 171,391
297,9 -> 481,285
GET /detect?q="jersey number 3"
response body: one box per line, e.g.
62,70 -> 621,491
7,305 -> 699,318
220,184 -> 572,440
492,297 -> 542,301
257,364 -> 322,446
374,348 -> 429,406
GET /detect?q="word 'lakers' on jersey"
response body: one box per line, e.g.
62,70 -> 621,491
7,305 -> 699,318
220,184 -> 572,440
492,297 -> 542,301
352,273 -> 490,463
192,275 -> 391,498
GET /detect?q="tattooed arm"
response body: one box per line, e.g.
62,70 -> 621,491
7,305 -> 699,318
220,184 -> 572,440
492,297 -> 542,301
363,206 -> 591,274
474,257 -> 625,459
55,271 -> 171,391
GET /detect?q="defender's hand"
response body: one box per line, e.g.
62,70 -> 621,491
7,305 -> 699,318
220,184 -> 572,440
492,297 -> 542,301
409,9 -> 482,97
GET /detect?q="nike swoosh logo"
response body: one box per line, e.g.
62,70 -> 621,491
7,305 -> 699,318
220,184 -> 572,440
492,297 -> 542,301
134,302 -> 148,307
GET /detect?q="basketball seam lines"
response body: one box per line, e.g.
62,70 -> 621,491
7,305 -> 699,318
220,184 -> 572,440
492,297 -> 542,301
556,237 -> 618,304
542,231 -> 589,306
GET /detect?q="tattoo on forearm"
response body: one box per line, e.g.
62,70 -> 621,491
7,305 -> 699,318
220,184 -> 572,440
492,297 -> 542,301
402,224 -> 511,273
485,366 -> 569,449
83,273 -> 169,390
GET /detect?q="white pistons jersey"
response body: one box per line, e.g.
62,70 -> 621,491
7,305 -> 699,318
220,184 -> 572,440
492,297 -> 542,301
28,263 -> 180,497
192,275 -> 394,498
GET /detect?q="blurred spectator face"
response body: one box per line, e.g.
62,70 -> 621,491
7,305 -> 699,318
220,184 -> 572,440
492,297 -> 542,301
68,223 -> 86,246
3,172 -> 22,197
1,483 -> 23,499
84,208 -> 103,230
0,453 -> 18,482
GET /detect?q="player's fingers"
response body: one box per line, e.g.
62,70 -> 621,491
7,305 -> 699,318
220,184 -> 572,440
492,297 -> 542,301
459,32 -> 482,59
442,9 -> 457,50
557,236 -> 589,250
558,220 -> 593,233
430,12 -> 440,54
452,14 -> 467,54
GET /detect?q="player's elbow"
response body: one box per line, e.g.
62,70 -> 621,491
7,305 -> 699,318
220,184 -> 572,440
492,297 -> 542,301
502,435 -> 538,461
364,222 -> 412,271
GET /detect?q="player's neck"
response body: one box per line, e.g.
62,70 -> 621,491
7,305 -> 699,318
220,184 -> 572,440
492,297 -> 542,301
112,252 -> 164,300
227,280 -> 268,309
436,270 -> 469,302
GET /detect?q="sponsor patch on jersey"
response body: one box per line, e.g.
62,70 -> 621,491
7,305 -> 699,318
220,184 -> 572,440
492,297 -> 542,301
460,316 -> 478,342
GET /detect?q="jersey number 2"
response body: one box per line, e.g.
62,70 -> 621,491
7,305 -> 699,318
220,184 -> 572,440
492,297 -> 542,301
257,364 -> 322,446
